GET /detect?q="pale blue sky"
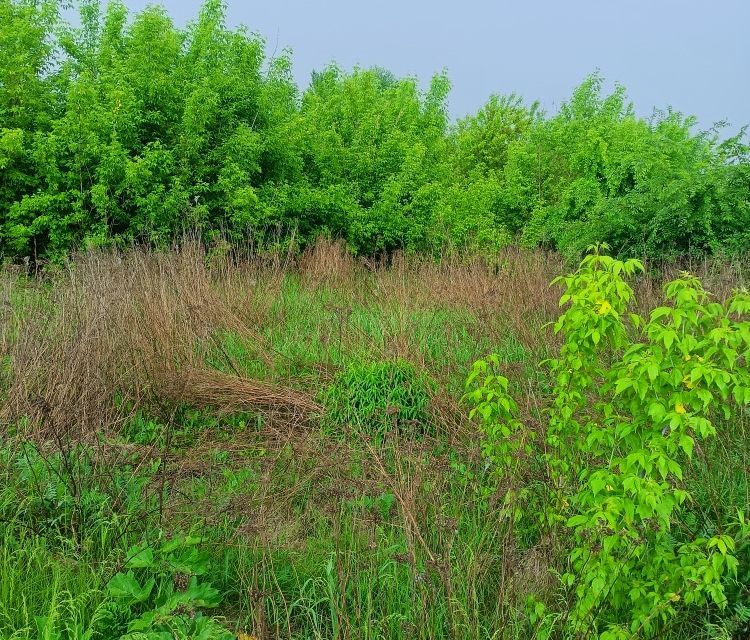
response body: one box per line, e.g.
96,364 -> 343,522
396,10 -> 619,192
97,0 -> 749,131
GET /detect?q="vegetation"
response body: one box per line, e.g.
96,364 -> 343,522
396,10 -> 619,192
323,359 -> 435,436
2,1 -> 750,639
1,0 -> 749,262
0,239 -> 748,639
468,246 -> 750,638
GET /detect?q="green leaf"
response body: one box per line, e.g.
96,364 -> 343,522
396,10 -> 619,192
184,578 -> 222,608
678,434 -> 694,457
125,544 -> 155,569
567,514 -> 589,528
614,378 -> 632,395
108,571 -> 155,604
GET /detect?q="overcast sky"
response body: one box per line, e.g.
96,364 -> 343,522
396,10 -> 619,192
104,0 -> 748,131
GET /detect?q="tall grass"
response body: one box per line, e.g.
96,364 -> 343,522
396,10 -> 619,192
0,239 -> 747,639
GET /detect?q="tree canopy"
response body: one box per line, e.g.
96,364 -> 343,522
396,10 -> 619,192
1,0 -> 748,261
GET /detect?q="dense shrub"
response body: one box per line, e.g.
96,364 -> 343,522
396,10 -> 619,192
0,0 -> 748,261
502,77 -> 750,258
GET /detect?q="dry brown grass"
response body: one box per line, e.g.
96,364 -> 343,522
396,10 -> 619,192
634,255 -> 750,314
387,246 -> 563,351
2,239 -> 747,443
1,243 -> 319,438
164,366 -> 320,416
299,236 -> 358,288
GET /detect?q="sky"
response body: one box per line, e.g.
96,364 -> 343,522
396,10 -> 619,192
102,0 -> 749,131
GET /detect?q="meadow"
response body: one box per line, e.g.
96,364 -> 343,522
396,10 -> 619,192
0,239 -> 749,639
3,0 -> 750,637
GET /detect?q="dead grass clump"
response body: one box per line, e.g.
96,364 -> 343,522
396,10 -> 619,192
1,242 -> 317,438
299,237 -> 357,288
374,247 -> 563,351
161,366 -> 321,416
2,253 -> 132,437
634,255 -> 750,315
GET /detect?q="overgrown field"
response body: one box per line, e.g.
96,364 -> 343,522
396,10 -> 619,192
1,239 -> 749,639
2,0 -> 750,638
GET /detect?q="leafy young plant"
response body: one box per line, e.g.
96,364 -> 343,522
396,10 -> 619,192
107,533 -> 232,639
324,359 -> 434,435
467,245 -> 750,638
464,354 -> 535,514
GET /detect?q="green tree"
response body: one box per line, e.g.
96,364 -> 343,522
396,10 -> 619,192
0,3 -> 747,261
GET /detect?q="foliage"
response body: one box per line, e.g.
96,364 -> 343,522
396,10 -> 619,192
504,78 -> 750,258
451,93 -> 539,181
0,444 -> 234,639
294,66 -> 451,254
467,245 -> 750,638
464,354 -> 537,523
107,534 -> 232,639
1,247 -> 750,638
323,359 -> 434,435
0,1 -> 748,261
3,442 -> 157,549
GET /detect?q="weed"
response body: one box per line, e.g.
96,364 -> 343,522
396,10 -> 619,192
323,360 -> 435,437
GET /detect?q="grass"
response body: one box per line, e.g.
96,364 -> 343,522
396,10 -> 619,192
0,239 -> 748,639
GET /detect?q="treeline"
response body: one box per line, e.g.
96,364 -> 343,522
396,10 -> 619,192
2,0 -> 749,261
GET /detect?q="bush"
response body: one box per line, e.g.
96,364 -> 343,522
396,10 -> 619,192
1,0 -> 748,262
467,245 -> 750,638
323,360 -> 434,435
